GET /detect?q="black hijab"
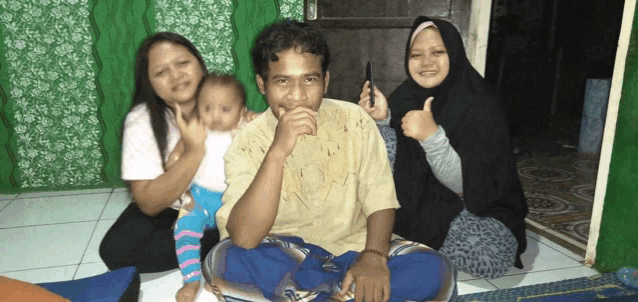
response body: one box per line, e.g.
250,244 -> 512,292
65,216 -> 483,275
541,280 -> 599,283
389,17 -> 528,268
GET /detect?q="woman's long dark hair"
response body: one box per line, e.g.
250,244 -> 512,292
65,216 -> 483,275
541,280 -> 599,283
131,32 -> 207,165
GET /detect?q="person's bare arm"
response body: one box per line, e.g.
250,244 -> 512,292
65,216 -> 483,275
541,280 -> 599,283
164,139 -> 185,171
131,104 -> 206,217
225,149 -> 286,249
363,208 -> 395,255
226,107 -> 317,249
340,208 -> 395,302
130,146 -> 204,216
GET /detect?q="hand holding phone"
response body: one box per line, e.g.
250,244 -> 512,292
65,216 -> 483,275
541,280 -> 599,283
358,60 -> 389,121
366,61 -> 375,107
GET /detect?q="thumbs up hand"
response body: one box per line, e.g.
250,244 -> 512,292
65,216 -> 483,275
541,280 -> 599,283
401,97 -> 438,141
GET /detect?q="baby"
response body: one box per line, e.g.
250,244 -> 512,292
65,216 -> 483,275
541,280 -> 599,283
166,73 -> 253,302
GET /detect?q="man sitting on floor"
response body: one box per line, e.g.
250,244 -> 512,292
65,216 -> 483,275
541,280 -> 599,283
201,20 -> 458,302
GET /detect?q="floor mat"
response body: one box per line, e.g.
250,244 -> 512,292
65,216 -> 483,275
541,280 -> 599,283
458,273 -> 638,302
516,152 -> 599,246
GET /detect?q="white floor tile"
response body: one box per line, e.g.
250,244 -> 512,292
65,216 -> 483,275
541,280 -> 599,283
503,234 -> 583,276
74,262 -> 109,280
17,188 -> 113,199
0,265 -> 78,284
101,191 -> 131,219
457,271 -> 479,281
195,288 -> 219,302
0,193 -> 110,228
0,221 -> 96,272
0,190 -> 598,302
0,194 -> 18,200
138,270 -> 218,302
457,279 -> 498,295
526,230 -> 585,262
140,269 -> 184,302
82,219 -> 117,264
0,199 -> 11,211
525,229 -> 544,241
490,266 -> 599,289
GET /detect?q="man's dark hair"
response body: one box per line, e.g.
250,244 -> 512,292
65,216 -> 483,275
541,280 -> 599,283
252,20 -> 330,81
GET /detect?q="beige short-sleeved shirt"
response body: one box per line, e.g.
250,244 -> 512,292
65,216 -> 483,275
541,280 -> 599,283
216,99 -> 400,255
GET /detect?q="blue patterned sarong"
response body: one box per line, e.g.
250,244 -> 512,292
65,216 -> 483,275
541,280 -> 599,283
203,235 -> 458,301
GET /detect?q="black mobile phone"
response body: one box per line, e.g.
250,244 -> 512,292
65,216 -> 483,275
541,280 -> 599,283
366,61 -> 375,107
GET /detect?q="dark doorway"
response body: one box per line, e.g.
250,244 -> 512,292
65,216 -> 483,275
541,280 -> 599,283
486,0 -> 624,155
485,0 -> 625,254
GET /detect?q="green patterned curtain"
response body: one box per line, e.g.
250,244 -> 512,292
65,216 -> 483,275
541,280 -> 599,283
155,0 -> 235,73
0,0 -> 302,193
92,0 -> 156,188
0,6 -> 16,191
155,0 -> 303,112
0,1 -> 105,190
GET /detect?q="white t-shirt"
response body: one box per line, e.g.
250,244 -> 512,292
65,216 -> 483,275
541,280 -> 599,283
193,131 -> 232,192
121,104 -> 235,209
121,104 -> 182,209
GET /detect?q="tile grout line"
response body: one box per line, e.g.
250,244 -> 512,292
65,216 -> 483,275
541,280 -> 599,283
0,219 -> 102,230
534,224 -> 587,250
72,264 -> 81,281
0,194 -> 20,210
97,190 -> 115,220
0,189 -> 116,230
0,200 -> 13,212
525,233 -> 586,264
458,276 -> 481,282
0,263 -> 80,275
485,278 -> 499,290
500,264 -> 593,279
525,225 -> 585,262
76,190 -> 114,274
526,222 -> 585,248
75,218 -> 102,279
14,191 -> 115,200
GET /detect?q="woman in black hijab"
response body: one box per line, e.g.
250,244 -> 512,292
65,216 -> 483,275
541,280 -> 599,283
358,16 -> 528,279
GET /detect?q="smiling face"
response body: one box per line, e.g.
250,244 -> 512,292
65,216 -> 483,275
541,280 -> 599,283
408,27 -> 450,89
256,47 -> 329,120
147,41 -> 204,108
197,83 -> 245,132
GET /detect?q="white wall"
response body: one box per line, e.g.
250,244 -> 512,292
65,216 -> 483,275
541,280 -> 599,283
467,0 -> 492,76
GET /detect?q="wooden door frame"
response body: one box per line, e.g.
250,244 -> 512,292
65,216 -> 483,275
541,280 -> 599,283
467,0 -> 492,76
585,0 -> 636,267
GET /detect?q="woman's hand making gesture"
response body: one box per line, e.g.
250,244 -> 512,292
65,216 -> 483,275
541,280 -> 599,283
358,82 -> 438,141
401,96 -> 437,141
172,103 -> 207,155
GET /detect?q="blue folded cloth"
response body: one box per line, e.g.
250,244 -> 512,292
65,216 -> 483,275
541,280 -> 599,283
38,266 -> 139,302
